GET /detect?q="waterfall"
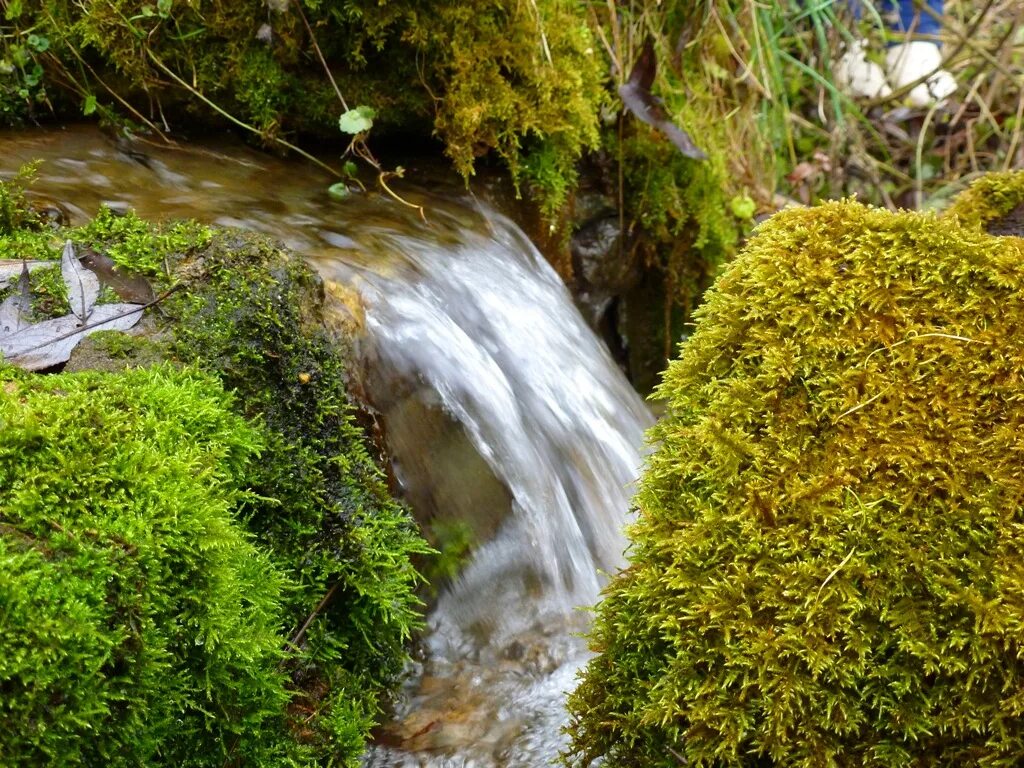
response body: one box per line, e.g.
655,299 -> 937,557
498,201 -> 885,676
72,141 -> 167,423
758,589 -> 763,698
314,200 -> 653,766
0,128 -> 653,766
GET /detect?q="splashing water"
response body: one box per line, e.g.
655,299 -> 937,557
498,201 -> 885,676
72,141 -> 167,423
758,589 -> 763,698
0,128 -> 653,767
326,203 -> 652,766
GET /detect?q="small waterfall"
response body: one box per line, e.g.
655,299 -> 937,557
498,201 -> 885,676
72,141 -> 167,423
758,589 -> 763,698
0,128 -> 653,766
315,201 -> 653,766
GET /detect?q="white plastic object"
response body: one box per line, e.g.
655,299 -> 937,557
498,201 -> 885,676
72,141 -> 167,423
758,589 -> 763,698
833,39 -> 893,100
886,41 -> 957,107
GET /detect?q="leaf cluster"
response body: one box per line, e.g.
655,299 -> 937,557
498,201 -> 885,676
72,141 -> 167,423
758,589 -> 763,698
565,172 -> 1024,767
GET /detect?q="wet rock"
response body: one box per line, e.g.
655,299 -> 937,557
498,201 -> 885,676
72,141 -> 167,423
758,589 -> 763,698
570,214 -> 635,324
986,201 -> 1024,237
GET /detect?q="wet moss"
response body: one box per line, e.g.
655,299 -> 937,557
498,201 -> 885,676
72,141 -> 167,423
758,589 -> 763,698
0,364 -> 296,766
164,229 -> 430,763
3,1 -> 603,210
566,188 -> 1024,766
73,206 -> 213,277
0,172 -> 429,765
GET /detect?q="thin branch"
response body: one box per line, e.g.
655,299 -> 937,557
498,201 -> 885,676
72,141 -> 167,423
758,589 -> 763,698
7,284 -> 182,360
145,49 -> 342,178
283,581 -> 342,655
294,3 -> 348,112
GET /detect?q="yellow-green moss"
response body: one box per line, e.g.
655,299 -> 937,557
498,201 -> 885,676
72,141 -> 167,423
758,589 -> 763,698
942,170 -> 1024,233
565,195 -> 1024,766
0,364 -> 296,766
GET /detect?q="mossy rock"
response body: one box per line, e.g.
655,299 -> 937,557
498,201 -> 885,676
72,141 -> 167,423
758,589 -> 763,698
565,179 -> 1024,766
943,171 -> 1024,237
0,365 -> 294,766
0,175 -> 429,765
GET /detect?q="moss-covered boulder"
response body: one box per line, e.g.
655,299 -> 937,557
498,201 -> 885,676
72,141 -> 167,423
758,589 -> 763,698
943,171 -> 1024,237
0,174 -> 429,765
0,365 -> 294,765
565,175 -> 1024,766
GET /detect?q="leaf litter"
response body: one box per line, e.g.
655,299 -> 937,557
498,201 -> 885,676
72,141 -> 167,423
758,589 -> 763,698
0,240 -> 149,370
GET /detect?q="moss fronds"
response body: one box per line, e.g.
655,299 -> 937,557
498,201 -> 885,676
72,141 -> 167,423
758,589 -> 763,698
165,230 -> 430,764
73,206 -> 213,277
0,365 -> 296,766
565,190 -> 1024,766
0,167 -> 429,764
943,170 -> 1024,234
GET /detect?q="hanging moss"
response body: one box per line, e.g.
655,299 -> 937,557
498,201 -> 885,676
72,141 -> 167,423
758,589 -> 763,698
0,365 -> 296,766
0,1 -> 603,209
565,181 -> 1024,766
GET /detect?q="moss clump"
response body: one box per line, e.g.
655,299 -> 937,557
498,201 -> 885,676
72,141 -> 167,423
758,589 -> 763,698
565,192 -> 1024,766
0,166 -> 429,765
0,365 -> 295,766
73,206 -> 213,277
3,1 -> 603,212
942,170 -> 1024,236
163,230 -> 429,764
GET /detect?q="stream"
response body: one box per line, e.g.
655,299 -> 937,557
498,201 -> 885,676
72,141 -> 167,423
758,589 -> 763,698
0,126 -> 653,766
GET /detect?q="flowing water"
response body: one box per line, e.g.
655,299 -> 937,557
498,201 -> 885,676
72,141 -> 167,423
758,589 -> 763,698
0,127 -> 653,766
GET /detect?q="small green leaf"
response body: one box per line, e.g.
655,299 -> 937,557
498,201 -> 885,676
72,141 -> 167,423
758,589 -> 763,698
327,182 -> 351,201
730,194 -> 756,220
157,0 -> 172,16
26,34 -> 49,53
342,161 -> 359,178
338,106 -> 376,135
83,94 -> 98,116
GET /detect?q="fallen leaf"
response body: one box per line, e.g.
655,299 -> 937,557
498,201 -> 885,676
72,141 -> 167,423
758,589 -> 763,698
61,240 -> 100,321
0,260 -> 54,289
1,303 -> 145,371
619,38 -> 707,161
0,262 -> 32,335
79,248 -> 156,304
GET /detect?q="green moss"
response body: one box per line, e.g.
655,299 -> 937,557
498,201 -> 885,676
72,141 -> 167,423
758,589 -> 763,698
565,194 -> 1024,766
2,1 -> 604,213
0,162 -> 42,236
942,170 -> 1024,233
0,364 -> 297,766
163,229 -> 429,764
0,169 -> 429,764
72,206 -> 212,277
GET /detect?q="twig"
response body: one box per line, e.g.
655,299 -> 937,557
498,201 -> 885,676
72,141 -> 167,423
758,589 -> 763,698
378,173 -> 427,224
7,284 -> 182,360
283,580 -> 342,655
294,3 -> 348,112
145,49 -> 342,178
814,547 -> 856,602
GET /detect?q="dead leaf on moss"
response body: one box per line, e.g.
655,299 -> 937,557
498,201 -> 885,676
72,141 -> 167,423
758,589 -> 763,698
0,260 -> 53,289
619,37 -> 707,161
61,240 -> 100,321
1,303 -> 145,371
0,262 -> 32,334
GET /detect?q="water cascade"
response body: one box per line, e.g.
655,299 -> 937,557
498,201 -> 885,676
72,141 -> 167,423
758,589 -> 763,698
0,128 -> 653,766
